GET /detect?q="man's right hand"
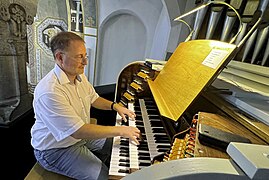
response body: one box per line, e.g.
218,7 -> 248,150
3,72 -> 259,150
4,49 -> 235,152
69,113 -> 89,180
118,126 -> 141,145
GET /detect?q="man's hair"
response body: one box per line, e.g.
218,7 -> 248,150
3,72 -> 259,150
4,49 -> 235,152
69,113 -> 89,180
50,31 -> 85,58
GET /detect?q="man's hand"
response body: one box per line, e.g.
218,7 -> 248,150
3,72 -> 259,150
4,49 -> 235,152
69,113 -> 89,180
118,126 -> 141,145
114,103 -> 136,122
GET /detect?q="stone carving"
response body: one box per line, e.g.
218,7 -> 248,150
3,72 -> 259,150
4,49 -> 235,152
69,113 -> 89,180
37,18 -> 67,56
0,0 -> 37,125
0,2 -> 34,40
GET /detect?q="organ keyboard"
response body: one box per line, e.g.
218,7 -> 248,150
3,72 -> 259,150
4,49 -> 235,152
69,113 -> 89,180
109,99 -> 172,179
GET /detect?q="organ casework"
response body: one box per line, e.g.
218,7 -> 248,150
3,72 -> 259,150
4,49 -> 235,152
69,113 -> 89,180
109,1 -> 269,179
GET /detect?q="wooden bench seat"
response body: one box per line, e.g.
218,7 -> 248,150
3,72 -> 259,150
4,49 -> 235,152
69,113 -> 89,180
25,118 -> 97,180
24,162 -> 73,180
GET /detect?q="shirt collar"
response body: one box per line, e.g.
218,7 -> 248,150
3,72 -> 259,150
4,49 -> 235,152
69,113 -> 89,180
54,64 -> 82,85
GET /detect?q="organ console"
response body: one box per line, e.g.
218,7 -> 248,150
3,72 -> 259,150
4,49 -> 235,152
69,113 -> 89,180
109,1 -> 269,179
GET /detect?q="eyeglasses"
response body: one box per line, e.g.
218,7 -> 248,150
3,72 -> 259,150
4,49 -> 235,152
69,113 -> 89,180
61,52 -> 89,63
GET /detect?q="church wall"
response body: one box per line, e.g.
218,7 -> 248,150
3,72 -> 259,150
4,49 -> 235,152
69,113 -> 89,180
27,0 -> 68,91
150,5 -> 171,60
95,0 -> 167,85
0,0 -> 37,125
95,13 -> 147,85
26,0 -> 191,87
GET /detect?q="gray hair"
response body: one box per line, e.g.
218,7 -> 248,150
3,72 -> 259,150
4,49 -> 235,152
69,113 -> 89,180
50,31 -> 85,58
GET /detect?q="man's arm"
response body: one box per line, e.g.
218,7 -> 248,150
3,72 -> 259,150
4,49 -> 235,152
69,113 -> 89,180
91,97 -> 113,110
92,97 -> 136,121
71,123 -> 140,145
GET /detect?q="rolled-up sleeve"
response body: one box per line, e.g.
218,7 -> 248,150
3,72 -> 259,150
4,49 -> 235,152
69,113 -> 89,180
35,92 -> 84,142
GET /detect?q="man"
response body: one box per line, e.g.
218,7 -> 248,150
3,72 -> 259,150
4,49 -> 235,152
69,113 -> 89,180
30,31 -> 140,179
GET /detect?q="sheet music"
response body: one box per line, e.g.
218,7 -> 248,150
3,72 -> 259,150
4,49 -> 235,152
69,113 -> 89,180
202,49 -> 230,69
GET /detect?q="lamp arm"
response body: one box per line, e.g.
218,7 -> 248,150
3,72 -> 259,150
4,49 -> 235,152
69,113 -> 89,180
174,1 -> 242,44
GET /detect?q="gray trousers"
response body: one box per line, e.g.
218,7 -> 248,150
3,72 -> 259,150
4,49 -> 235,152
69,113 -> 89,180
34,138 -> 112,180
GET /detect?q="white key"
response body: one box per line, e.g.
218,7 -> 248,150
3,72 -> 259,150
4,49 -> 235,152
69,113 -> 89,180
128,103 -> 139,170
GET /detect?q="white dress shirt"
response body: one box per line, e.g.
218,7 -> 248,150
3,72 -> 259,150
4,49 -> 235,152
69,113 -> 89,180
31,64 -> 99,150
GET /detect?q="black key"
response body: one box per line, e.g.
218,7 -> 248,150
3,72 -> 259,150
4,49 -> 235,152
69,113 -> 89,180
155,139 -> 170,143
138,156 -> 151,160
118,169 -> 129,173
138,141 -> 148,146
147,109 -> 159,115
135,121 -> 144,126
121,118 -> 129,126
134,106 -> 141,111
137,145 -> 148,150
119,159 -> 130,163
152,128 -> 165,133
134,101 -> 140,106
157,145 -> 171,149
120,140 -> 129,144
139,162 -> 151,167
150,121 -> 163,127
154,134 -> 168,138
158,148 -> 169,152
119,163 -> 130,167
154,137 -> 169,142
138,152 -> 150,157
138,146 -> 149,151
120,153 -> 129,157
144,101 -> 156,106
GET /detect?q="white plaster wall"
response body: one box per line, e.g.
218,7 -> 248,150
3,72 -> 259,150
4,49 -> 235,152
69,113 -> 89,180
95,14 -> 146,85
164,0 -> 195,53
95,0 -> 168,86
150,6 -> 171,60
98,0 -> 163,56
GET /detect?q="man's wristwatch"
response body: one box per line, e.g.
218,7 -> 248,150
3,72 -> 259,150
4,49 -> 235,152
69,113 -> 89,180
111,102 -> 117,110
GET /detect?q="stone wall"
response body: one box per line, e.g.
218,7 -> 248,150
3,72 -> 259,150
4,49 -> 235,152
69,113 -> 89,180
0,0 -> 37,125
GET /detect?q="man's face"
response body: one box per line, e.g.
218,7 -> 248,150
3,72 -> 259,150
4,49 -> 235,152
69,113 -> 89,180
59,40 -> 88,78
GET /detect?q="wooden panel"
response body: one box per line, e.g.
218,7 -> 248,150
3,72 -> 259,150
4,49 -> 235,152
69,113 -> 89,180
148,40 -> 236,121
194,112 -> 267,158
